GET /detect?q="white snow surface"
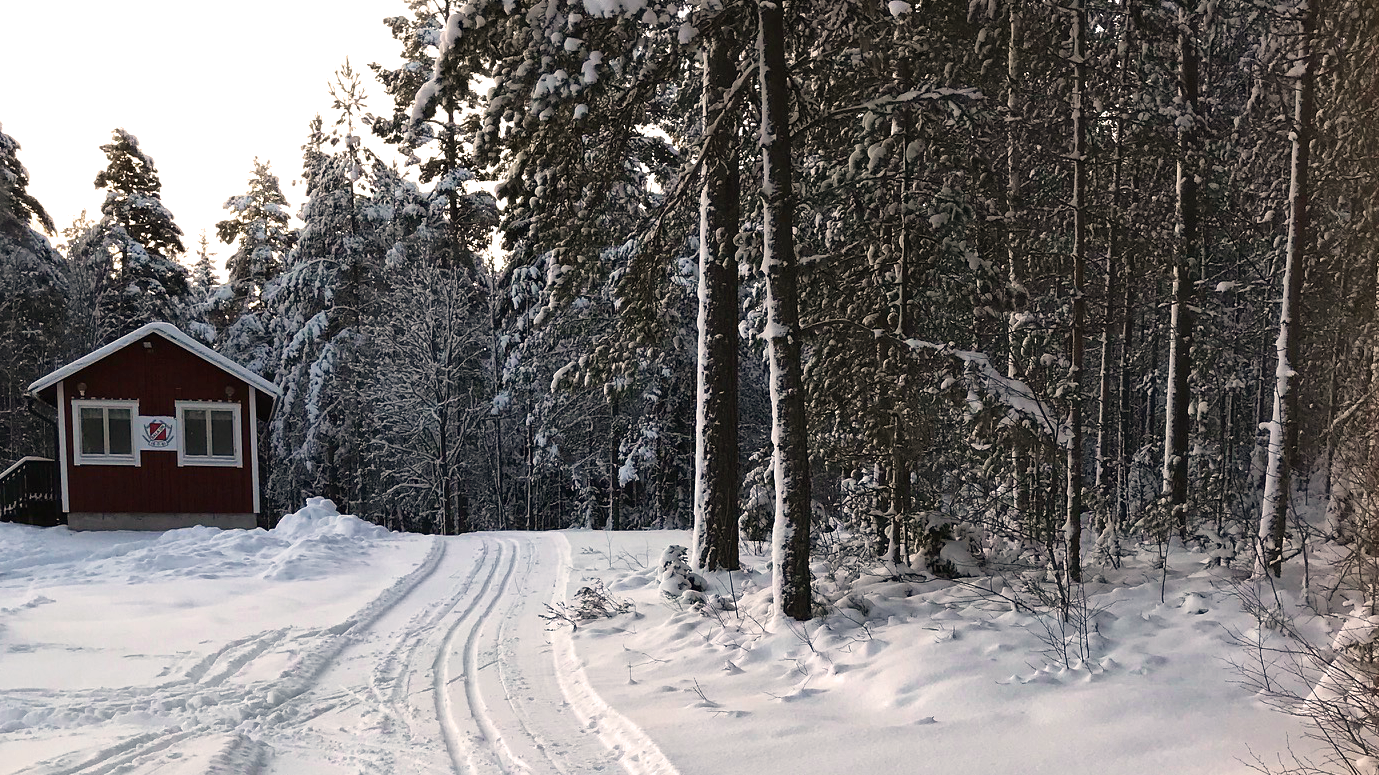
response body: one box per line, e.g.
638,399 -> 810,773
0,519 -> 1322,774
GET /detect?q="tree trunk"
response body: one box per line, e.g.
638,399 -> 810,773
692,21 -> 742,572
759,0 -> 813,621
1163,7 -> 1198,539
489,272 -> 506,531
1097,7 -> 1134,532
1006,5 -> 1030,522
888,93 -> 913,565
443,103 -> 463,272
1065,0 -> 1088,585
889,414 -> 908,564
1322,261 -> 1348,536
526,417 -> 535,531
1259,2 -> 1315,577
1117,248 -> 1135,531
608,395 -> 622,531
439,392 -> 453,534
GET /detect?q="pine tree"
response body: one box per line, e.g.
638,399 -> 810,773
757,0 -> 813,622
0,123 -> 54,236
214,159 -> 294,375
0,125 -> 66,464
190,231 -> 217,300
268,66 -> 380,516
92,129 -> 191,338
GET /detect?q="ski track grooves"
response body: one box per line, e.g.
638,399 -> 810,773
13,534 -> 684,775
443,533 -> 682,775
15,538 -> 446,775
373,540 -> 493,744
434,536 -> 526,774
548,533 -> 682,775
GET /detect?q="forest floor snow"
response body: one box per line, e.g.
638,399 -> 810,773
562,531 -> 1329,775
0,510 -> 1326,774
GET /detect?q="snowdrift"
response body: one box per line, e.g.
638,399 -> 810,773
0,497 -> 395,586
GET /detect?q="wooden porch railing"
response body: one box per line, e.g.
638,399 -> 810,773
0,456 -> 62,527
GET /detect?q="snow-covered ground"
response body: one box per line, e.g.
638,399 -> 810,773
0,506 -> 1320,774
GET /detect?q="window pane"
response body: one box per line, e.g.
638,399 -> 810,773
80,408 -> 105,455
185,409 -> 207,456
210,411 -> 234,457
108,409 -> 132,455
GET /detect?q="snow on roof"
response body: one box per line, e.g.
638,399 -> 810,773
27,322 -> 280,399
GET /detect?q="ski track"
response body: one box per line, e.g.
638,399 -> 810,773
373,540 -> 493,745
546,534 -> 681,775
434,536 -> 516,773
436,534 -> 681,775
8,534 -> 682,775
11,539 -> 446,775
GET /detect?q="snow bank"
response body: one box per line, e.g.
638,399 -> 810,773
0,497 -> 395,586
273,496 -> 390,541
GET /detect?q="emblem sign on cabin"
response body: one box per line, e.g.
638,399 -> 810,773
138,416 -> 177,451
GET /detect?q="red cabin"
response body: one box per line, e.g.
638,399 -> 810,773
16,322 -> 278,531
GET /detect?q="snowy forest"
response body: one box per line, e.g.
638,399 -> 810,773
3,0 -> 1378,652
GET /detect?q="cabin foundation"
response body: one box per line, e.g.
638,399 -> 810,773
67,512 -> 258,531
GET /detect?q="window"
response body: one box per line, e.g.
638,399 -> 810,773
177,401 -> 242,467
72,400 -> 139,465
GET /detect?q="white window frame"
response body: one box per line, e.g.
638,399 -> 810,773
176,401 -> 243,468
71,399 -> 140,466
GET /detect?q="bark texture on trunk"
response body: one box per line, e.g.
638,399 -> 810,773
1096,9 -> 1134,526
1259,2 -> 1315,577
1164,8 -> 1199,539
1065,0 -> 1088,585
759,0 -> 813,621
1006,6 -> 1030,522
692,22 -> 743,572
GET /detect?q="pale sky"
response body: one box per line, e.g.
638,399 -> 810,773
2,0 -> 405,267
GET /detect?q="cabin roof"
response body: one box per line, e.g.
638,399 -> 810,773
27,322 -> 280,400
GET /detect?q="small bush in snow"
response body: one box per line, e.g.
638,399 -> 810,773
540,579 -> 634,630
658,545 -> 707,599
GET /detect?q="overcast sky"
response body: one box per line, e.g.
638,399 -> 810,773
3,0 -> 404,267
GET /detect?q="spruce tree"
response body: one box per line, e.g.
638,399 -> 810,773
0,124 -> 66,464
214,159 -> 294,375
215,160 -> 293,323
190,231 -> 217,301
268,68 -> 379,516
183,232 -> 219,344
92,129 -> 191,337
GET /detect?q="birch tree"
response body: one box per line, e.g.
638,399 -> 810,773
1162,4 -> 1200,539
1259,0 -> 1316,577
